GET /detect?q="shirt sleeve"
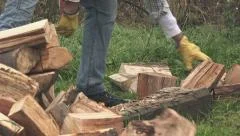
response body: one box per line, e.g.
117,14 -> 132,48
158,8 -> 182,38
144,0 -> 182,38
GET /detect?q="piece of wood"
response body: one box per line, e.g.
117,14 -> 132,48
46,91 -> 69,127
41,94 -> 51,109
0,64 -> 39,101
214,64 -> 240,96
30,71 -> 58,94
217,72 -> 226,87
0,113 -> 25,136
37,85 -> 55,110
110,63 -> 172,92
63,86 -> 80,106
109,73 -> 138,93
47,24 -> 60,47
129,78 -> 138,93
8,95 -> 59,136
0,20 -> 48,40
0,34 -> 46,53
121,108 -> 196,136
43,85 -> 56,108
69,93 -> 114,113
111,87 -> 212,122
214,83 -> 240,96
48,85 -> 56,100
0,19 -> 50,53
61,112 -> 123,134
224,64 -> 240,85
0,24 -> 59,74
109,73 -> 135,91
181,61 -> 225,89
137,72 -> 177,99
31,46 -> 73,73
0,47 -> 40,73
0,97 -> 16,115
59,128 -> 118,136
119,63 -> 172,77
49,85 -> 56,100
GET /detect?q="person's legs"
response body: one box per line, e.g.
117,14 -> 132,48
77,0 -> 117,95
76,0 -> 125,106
0,0 -> 38,31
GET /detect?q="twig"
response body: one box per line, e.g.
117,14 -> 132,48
121,0 -> 149,15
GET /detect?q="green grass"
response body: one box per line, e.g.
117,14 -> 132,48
197,98 -> 240,136
58,24 -> 240,136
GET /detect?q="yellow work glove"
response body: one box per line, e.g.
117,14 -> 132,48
178,36 -> 211,71
56,14 -> 78,36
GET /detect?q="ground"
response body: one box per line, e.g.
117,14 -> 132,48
57,24 -> 240,136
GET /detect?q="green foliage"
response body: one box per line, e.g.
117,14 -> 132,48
57,24 -> 240,135
1,0 -> 239,26
34,0 -> 59,22
197,98 -> 240,136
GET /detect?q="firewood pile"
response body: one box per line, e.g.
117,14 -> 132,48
0,19 -> 239,136
0,19 -> 125,136
110,61 -> 240,99
0,88 -> 196,136
110,62 -> 240,121
0,19 -> 72,109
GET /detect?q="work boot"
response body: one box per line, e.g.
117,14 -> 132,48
88,92 -> 127,107
63,86 -> 127,107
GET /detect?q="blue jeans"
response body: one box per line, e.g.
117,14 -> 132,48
0,0 -> 38,31
0,0 -> 117,96
77,0 -> 117,95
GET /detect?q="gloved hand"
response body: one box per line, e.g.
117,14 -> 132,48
178,36 -> 211,71
56,0 -> 79,36
56,14 -> 79,36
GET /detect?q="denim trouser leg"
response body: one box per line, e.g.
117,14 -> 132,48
0,0 -> 38,31
76,0 -> 117,95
